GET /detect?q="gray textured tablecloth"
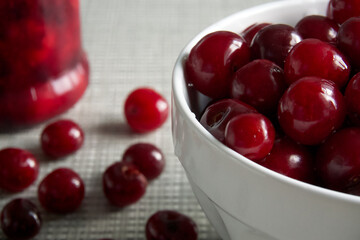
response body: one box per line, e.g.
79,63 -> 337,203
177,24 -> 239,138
0,0 -> 275,239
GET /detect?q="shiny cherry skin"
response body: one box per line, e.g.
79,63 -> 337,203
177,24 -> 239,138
295,15 -> 339,45
231,59 -> 286,115
345,72 -> 360,126
41,119 -> 84,158
284,39 -> 350,88
327,0 -> 360,24
278,77 -> 346,145
103,162 -> 147,207
260,137 -> 315,183
1,199 -> 42,240
122,143 -> 165,181
337,17 -> 360,70
124,88 -> 169,133
145,210 -> 198,240
316,128 -> 360,195
185,31 -> 250,99
250,24 -> 302,68
38,168 -> 85,213
240,23 -> 271,46
0,148 -> 39,192
200,99 -> 257,143
225,113 -> 275,161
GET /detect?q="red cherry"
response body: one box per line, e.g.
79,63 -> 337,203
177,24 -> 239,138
0,148 -> 39,192
122,143 -> 165,181
345,72 -> 360,126
260,137 -> 315,183
231,59 -> 286,115
103,162 -> 147,207
1,198 -> 42,240
295,15 -> 339,45
278,77 -> 346,145
224,113 -> 275,161
185,31 -> 250,99
337,17 -> 360,70
240,22 -> 271,46
38,168 -> 85,213
327,0 -> 360,24
250,24 -> 302,68
316,128 -> 360,195
284,39 -> 350,88
200,99 -> 257,143
145,210 -> 198,240
41,119 -> 84,158
124,88 -> 169,133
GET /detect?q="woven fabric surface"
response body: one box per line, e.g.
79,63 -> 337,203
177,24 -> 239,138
0,0 -> 274,239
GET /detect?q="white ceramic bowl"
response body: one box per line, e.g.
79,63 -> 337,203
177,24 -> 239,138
172,0 -> 360,239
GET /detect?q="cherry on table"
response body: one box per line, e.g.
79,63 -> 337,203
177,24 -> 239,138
316,128 -> 360,195
250,24 -> 302,68
122,143 -> 165,181
124,88 -> 169,133
41,119 -> 84,158
145,210 -> 198,240
200,98 -> 257,143
1,198 -> 42,240
260,137 -> 315,183
185,31 -> 250,99
295,15 -> 339,45
278,76 -> 346,145
284,38 -> 350,88
38,168 -> 85,213
0,148 -> 39,192
224,112 -> 275,161
231,59 -> 286,115
103,162 -> 147,207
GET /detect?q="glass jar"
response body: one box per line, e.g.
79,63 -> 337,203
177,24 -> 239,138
0,0 -> 89,127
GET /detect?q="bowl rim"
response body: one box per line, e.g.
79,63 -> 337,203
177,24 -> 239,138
172,0 -> 360,205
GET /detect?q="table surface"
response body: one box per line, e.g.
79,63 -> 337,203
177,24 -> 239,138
0,0 -> 276,239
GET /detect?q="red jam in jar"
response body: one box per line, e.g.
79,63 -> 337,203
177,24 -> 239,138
0,0 -> 89,127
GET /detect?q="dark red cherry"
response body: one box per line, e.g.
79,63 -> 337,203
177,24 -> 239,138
124,88 -> 169,133
41,119 -> 84,158
145,210 -> 198,240
345,72 -> 360,126
122,143 -> 165,181
284,39 -> 350,88
185,31 -> 250,99
231,59 -> 286,115
295,15 -> 339,45
250,24 -> 302,68
278,77 -> 346,145
38,168 -> 85,213
316,128 -> 360,195
337,17 -> 360,70
240,23 -> 271,46
1,199 -> 42,240
103,162 -> 147,207
0,148 -> 39,192
224,113 -> 275,161
199,99 -> 257,143
327,0 -> 360,24
260,137 -> 315,183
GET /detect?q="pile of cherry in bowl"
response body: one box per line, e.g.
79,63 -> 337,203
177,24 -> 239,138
185,0 -> 360,196
0,88 -> 198,240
